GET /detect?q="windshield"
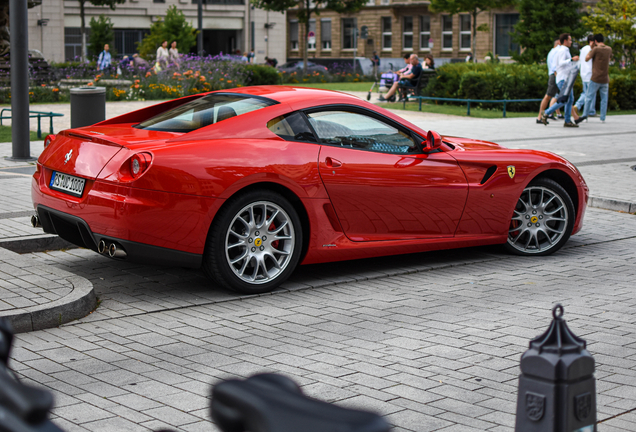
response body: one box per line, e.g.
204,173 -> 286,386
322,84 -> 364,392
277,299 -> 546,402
136,93 -> 277,132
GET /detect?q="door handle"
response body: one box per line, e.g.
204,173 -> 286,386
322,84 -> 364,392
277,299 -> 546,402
325,157 -> 342,168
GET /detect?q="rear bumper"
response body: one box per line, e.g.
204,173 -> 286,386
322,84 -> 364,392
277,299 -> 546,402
36,205 -> 202,269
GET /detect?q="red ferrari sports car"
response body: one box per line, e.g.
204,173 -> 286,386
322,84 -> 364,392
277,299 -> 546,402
32,86 -> 588,293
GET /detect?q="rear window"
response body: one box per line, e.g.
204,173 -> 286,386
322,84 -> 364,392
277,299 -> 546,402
136,93 -> 276,132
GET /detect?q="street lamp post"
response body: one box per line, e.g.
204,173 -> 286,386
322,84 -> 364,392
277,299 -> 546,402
9,0 -> 33,161
198,0 -> 204,56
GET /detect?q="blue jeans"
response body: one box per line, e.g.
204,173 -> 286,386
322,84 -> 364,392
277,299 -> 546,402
545,80 -> 574,123
585,81 -> 608,121
575,81 -> 596,115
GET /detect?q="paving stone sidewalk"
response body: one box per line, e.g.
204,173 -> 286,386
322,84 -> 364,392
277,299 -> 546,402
8,207 -> 636,432
0,100 -> 634,431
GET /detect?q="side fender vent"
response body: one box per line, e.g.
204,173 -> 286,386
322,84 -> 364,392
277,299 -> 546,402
480,165 -> 497,184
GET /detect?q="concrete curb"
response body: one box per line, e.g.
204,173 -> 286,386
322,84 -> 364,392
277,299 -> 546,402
589,196 -> 636,214
0,275 -> 96,333
0,234 -> 75,254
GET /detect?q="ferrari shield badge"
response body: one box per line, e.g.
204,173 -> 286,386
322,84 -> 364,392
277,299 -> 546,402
507,165 -> 516,179
525,392 -> 545,421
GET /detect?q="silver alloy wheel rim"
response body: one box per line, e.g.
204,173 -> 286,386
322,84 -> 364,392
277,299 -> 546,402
225,200 -> 295,285
507,186 -> 569,254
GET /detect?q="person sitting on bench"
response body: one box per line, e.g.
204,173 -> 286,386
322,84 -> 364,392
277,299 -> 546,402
379,54 -> 421,102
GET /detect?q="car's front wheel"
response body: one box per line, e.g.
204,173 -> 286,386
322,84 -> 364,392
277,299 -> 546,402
505,178 -> 575,256
203,190 -> 303,294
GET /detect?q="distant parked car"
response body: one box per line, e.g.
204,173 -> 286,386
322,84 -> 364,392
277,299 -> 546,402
277,61 -> 328,74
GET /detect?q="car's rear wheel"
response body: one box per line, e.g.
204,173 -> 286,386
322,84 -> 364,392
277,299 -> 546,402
505,178 -> 575,256
203,190 -> 302,294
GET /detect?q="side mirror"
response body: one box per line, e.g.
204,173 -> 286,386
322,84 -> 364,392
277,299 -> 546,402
422,130 -> 442,152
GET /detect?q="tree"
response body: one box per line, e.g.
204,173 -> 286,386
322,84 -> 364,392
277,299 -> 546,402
78,0 -> 125,62
582,0 -> 636,66
512,0 -> 584,64
252,0 -> 367,74
88,15 -> 114,60
430,0 -> 515,63
137,6 -> 197,60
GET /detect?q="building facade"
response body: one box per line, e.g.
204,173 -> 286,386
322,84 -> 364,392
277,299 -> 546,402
26,0 -> 286,64
286,2 -> 528,66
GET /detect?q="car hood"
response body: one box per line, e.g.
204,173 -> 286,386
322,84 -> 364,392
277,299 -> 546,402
442,135 -> 506,150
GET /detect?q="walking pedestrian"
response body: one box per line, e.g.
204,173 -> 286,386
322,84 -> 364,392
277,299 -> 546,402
169,41 -> 180,69
97,43 -> 111,71
573,35 -> 596,119
536,39 -> 560,124
541,33 -> 580,127
154,40 -> 169,72
583,34 -> 612,123
371,51 -> 380,77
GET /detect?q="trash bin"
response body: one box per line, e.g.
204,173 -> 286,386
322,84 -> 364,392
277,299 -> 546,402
70,86 -> 106,129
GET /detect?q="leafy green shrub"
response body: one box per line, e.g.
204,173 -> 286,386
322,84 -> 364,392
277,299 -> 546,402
244,64 -> 280,85
424,62 -> 636,112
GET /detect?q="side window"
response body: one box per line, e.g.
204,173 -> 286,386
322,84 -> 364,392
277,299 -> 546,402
267,112 -> 317,142
306,110 -> 417,154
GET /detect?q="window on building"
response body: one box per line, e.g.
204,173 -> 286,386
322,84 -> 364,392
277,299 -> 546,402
114,29 -> 149,57
64,27 -> 86,61
342,18 -> 357,49
460,15 -> 471,50
192,0 -> 244,4
403,16 -> 413,50
308,20 -> 316,50
290,21 -> 299,50
382,17 -> 392,50
420,15 -> 430,50
442,15 -> 453,50
321,19 -> 332,50
153,0 -> 165,3
495,13 -> 520,56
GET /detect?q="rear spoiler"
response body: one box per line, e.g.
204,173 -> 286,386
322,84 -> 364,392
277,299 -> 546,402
94,93 -> 206,126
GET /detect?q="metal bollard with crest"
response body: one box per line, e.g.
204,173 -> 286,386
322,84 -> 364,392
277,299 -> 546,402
515,304 -> 596,432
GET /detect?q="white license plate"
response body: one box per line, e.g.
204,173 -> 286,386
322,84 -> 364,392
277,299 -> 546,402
50,171 -> 86,197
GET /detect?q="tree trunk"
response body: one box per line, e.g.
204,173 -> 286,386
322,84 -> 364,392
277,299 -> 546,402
302,0 -> 310,75
472,9 -> 478,63
80,0 -> 86,62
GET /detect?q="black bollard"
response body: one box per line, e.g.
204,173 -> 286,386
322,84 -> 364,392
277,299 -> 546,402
515,304 -> 596,432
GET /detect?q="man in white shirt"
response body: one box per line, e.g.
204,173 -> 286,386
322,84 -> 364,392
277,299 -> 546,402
541,33 -> 580,127
536,39 -> 560,124
574,35 -> 596,118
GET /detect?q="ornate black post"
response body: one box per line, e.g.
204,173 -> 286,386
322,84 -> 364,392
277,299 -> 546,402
9,0 -> 34,161
515,304 -> 596,432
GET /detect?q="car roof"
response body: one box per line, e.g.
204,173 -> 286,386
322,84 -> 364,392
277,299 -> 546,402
217,86 -> 361,106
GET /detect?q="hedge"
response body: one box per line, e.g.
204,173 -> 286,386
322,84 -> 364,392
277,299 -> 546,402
424,63 -> 636,112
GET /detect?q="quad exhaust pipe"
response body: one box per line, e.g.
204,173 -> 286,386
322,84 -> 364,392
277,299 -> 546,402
98,239 -> 127,259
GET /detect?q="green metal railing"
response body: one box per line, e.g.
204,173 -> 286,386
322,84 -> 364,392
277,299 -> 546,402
0,109 -> 64,138
405,96 -> 543,117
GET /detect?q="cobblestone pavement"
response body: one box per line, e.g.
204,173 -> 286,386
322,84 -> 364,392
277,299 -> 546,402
2,99 -> 635,431
6,207 -> 635,432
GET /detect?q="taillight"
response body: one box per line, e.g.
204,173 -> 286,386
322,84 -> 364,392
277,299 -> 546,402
44,134 -> 56,148
129,152 -> 152,179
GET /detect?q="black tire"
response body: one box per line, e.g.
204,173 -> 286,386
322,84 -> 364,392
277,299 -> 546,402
504,178 -> 575,256
203,190 -> 303,294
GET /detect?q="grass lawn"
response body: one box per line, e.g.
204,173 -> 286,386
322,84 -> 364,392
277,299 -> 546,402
381,101 -> 538,118
290,82 -> 373,92
0,125 -> 41,141
383,102 -> 636,118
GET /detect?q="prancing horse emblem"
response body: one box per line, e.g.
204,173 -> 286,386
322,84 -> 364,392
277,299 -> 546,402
64,149 -> 73,164
507,165 -> 516,179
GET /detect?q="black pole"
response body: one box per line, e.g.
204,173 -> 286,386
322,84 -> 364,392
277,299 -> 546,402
9,0 -> 33,161
197,0 -> 203,56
